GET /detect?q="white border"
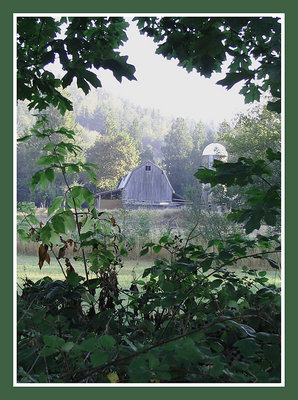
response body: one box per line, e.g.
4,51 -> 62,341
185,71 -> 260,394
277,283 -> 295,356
13,12 -> 285,388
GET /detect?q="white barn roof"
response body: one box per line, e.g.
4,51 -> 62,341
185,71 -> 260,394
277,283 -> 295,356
202,143 -> 228,157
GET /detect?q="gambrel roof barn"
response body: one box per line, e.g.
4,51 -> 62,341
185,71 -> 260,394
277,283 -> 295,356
95,160 -> 186,209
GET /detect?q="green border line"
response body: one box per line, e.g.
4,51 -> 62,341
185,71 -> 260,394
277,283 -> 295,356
3,0 -> 294,398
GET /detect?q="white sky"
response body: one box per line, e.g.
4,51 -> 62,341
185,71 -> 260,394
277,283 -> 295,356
94,19 -> 250,126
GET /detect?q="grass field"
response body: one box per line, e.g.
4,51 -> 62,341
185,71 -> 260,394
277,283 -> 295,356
17,254 -> 281,290
17,255 -> 153,289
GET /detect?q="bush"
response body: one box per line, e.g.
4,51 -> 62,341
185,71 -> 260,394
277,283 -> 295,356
17,233 -> 281,383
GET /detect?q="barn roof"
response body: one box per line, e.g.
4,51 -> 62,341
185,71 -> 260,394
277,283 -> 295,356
117,160 -> 175,193
94,188 -> 121,199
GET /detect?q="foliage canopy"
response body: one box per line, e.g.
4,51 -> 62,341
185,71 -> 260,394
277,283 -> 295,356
17,16 -> 281,115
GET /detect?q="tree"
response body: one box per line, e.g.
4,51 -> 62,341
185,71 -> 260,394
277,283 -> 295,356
86,131 -> 140,190
209,103 -> 281,217
128,117 -> 143,153
219,103 -> 281,160
141,144 -> 154,163
17,16 -> 281,116
17,102 -> 84,206
190,121 -> 207,167
103,108 -> 121,136
17,17 -> 136,114
162,118 -> 193,195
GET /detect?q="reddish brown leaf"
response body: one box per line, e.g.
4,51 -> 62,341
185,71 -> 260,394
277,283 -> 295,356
65,257 -> 75,275
58,245 -> 67,259
38,244 -> 48,270
45,253 -> 50,264
110,217 -> 116,226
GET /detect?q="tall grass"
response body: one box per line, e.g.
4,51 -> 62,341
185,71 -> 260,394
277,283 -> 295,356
17,207 -> 281,271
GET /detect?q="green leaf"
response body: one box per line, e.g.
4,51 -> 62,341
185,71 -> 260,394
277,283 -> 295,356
36,155 -> 54,167
128,356 -> 151,383
153,245 -> 162,254
76,75 -> 91,95
63,210 -> 76,232
27,214 -> 40,226
148,351 -> 160,369
41,347 -> 58,357
48,197 -> 64,216
234,338 -> 261,356
217,71 -> 253,90
84,162 -> 99,170
40,223 -> 52,244
79,337 -> 98,352
42,142 -> 56,151
17,135 -> 32,142
267,99 -> 281,113
17,228 -> 30,242
45,168 -> 56,183
83,188 -> 94,205
43,335 -> 65,348
51,214 -> 65,233
39,171 -> 48,190
267,258 -> 279,269
98,335 -> 116,349
263,344 -> 281,367
67,164 -> 80,174
61,342 -> 74,353
66,271 -> 81,287
266,148 -> 281,162
140,247 -> 149,256
81,292 -> 96,304
159,235 -> 169,244
70,186 -> 83,199
81,69 -> 102,89
90,349 -> 109,367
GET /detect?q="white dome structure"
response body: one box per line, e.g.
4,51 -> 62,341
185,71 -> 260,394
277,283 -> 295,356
201,142 -> 228,177
202,143 -> 228,157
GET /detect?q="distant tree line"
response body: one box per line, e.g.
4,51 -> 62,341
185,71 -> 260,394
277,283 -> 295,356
17,86 -> 280,207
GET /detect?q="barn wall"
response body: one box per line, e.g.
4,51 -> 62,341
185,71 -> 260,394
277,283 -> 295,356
122,163 -> 173,203
97,199 -> 123,210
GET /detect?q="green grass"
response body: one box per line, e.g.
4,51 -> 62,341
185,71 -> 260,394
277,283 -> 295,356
17,255 -> 152,289
17,254 -> 281,291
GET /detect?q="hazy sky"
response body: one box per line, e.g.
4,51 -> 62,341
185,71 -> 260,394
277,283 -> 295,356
94,19 -> 250,126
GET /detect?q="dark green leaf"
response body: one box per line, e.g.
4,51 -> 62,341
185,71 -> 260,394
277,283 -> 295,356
51,214 -> 65,233
267,258 -> 279,269
66,271 -> 81,287
45,168 -> 56,183
43,335 -> 65,348
234,338 -> 261,356
90,349 -> 109,367
17,135 -> 32,142
98,335 -> 116,349
140,247 -> 149,256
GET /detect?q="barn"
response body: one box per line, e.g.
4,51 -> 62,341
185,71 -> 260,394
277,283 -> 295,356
94,160 -> 187,209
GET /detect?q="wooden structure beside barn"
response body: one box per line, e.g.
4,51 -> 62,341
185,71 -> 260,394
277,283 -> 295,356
95,160 -> 187,209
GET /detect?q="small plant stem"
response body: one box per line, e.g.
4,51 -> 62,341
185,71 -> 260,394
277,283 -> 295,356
54,143 -> 92,294
50,247 -> 67,279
